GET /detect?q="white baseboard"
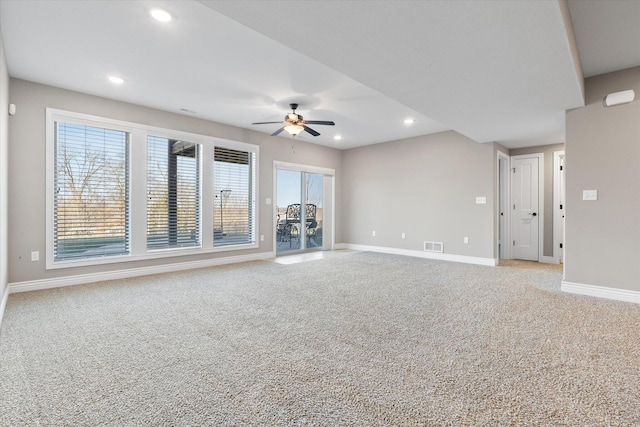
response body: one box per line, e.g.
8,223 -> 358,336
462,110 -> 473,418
9,251 -> 275,294
561,281 -> 640,304
540,256 -> 560,264
0,284 -> 8,330
338,243 -> 497,267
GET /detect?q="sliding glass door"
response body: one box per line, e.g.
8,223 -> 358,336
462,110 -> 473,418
276,169 -> 324,254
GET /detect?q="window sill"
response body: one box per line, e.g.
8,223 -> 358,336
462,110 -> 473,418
46,242 -> 260,270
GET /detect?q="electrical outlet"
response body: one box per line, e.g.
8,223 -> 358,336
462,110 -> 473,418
31,251 -> 39,262
401,232 -> 406,239
464,237 -> 469,244
260,235 -> 264,241
372,230 -> 376,237
265,198 -> 271,205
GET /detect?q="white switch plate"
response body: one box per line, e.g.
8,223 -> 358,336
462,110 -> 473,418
265,198 -> 271,205
476,196 -> 487,204
31,251 -> 39,262
401,232 -> 406,239
260,235 -> 264,241
372,230 -> 376,237
583,190 -> 598,201
464,237 -> 469,244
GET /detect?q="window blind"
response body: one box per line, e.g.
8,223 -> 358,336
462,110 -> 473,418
147,136 -> 201,249
54,122 -> 129,261
213,147 -> 256,246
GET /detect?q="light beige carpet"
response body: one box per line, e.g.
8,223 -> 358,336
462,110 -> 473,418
1,252 -> 638,425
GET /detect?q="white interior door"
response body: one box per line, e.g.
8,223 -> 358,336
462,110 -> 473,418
512,157 -> 539,261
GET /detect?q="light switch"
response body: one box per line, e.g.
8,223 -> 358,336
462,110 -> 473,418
583,190 -> 598,201
265,198 -> 271,205
476,196 -> 487,204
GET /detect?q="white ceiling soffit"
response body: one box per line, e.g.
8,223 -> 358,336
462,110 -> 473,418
200,0 -> 585,145
568,0 -> 640,78
0,0 -> 448,149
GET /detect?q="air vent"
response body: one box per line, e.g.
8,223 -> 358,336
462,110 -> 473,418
424,241 -> 443,253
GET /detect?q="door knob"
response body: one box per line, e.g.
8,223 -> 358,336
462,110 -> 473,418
529,212 -> 537,216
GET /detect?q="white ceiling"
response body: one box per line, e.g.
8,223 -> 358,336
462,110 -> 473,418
0,0 -> 638,150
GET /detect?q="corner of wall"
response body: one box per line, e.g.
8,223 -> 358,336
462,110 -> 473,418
0,32 -> 9,327
565,66 -> 640,294
557,0 -> 585,103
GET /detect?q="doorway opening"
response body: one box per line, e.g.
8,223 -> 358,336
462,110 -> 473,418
497,151 -> 510,259
274,163 -> 334,255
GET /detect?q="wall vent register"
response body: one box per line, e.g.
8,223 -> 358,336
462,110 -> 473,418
424,241 -> 444,253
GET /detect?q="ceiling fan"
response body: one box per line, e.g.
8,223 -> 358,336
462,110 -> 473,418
252,103 -> 335,137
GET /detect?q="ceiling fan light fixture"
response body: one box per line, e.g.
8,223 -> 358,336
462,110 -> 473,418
285,124 -> 304,136
252,103 -> 333,137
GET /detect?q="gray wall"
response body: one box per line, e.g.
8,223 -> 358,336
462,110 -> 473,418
342,131 -> 495,259
510,143 -> 565,257
8,79 -> 343,283
565,66 -> 640,292
0,34 -> 8,306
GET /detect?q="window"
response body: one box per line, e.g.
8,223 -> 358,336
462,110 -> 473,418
147,136 -> 201,249
53,121 -> 129,261
47,109 -> 259,269
214,147 -> 256,246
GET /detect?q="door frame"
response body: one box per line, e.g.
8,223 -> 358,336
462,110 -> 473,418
553,150 -> 565,265
510,153 -> 544,262
273,161 -> 335,254
496,150 -> 511,260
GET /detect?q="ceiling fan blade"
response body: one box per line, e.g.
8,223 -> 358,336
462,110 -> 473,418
303,125 -> 320,136
252,121 -> 283,125
304,120 -> 335,126
271,127 -> 285,136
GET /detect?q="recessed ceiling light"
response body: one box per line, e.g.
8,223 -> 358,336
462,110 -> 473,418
108,76 -> 124,84
334,135 -> 342,141
150,8 -> 172,22
404,118 -> 415,125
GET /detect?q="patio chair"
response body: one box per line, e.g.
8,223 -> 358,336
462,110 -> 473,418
280,204 -> 301,247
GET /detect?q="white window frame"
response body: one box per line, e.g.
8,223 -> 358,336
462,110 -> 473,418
46,108 -> 259,270
213,147 -> 257,248
146,136 -> 202,251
